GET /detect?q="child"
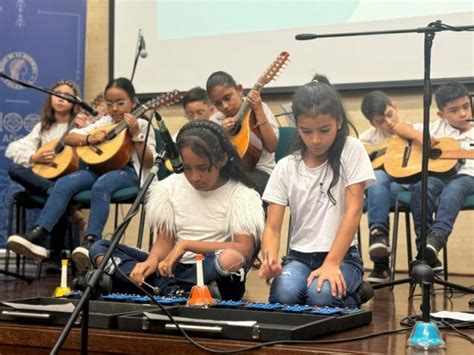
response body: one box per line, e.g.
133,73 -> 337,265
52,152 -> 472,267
259,81 -> 375,307
360,91 -> 409,283
388,82 -> 474,267
5,79 -> 87,266
89,120 -> 265,300
7,77 -> 157,272
182,86 -> 215,122
206,71 -> 279,196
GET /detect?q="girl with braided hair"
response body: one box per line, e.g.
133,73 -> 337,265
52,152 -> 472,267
89,120 -> 265,299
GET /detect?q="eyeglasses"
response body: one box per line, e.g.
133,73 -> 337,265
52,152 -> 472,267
105,99 -> 129,109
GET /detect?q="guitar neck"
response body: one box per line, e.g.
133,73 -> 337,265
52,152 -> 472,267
233,82 -> 264,133
441,150 -> 474,159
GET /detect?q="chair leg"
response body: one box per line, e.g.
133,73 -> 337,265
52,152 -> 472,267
114,204 -> 119,229
390,201 -> 400,289
357,224 -> 362,257
405,210 -> 413,274
443,243 -> 448,281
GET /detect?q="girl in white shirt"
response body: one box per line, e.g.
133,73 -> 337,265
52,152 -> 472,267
89,120 -> 265,300
260,82 -> 375,307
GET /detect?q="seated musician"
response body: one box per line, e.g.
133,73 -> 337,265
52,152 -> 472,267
89,120 -> 265,300
206,71 -> 279,197
359,90 -> 411,283
5,79 -> 87,268
384,82 -> 474,269
7,77 -> 157,272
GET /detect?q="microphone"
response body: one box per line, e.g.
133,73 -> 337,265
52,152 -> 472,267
139,29 -> 148,58
295,33 -> 318,40
154,111 -> 183,174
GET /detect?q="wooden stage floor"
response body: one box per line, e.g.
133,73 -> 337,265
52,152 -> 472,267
0,270 -> 473,354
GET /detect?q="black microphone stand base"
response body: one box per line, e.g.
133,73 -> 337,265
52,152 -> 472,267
0,269 -> 34,283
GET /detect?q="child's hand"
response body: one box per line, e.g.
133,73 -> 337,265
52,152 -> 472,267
221,117 -> 237,133
258,250 -> 282,282
157,243 -> 186,277
74,112 -> 90,128
130,260 -> 157,285
32,150 -> 55,164
306,262 -> 346,299
247,90 -> 263,113
88,130 -> 106,145
124,113 -> 140,137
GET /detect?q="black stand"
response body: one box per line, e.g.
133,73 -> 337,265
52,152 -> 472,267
297,21 -> 474,295
0,73 -> 96,283
50,149 -> 168,354
130,29 -> 143,83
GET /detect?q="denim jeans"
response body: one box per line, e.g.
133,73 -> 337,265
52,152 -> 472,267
366,170 -> 408,264
8,163 -> 54,194
36,165 -> 138,240
269,246 -> 364,308
410,174 -> 474,250
89,240 -> 248,300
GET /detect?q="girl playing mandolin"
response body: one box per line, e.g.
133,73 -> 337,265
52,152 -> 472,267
7,77 -> 157,272
206,71 -> 279,196
6,79 -> 88,268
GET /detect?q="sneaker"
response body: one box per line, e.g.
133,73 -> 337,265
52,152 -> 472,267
429,258 -> 444,273
71,236 -> 95,272
356,281 -> 374,305
367,264 -> 390,283
7,225 -> 49,260
425,233 -> 445,265
368,228 -> 390,258
208,280 -> 222,300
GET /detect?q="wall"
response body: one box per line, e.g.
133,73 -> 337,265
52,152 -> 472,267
84,0 -> 473,275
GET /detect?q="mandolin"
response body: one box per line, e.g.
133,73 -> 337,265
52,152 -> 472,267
384,135 -> 474,183
32,122 -> 79,179
76,90 -> 182,174
229,51 -> 290,170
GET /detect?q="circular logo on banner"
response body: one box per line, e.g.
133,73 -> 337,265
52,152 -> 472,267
3,112 -> 23,133
0,52 -> 39,90
24,113 -> 40,132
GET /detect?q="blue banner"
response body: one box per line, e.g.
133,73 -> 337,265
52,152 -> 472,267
0,0 -> 86,245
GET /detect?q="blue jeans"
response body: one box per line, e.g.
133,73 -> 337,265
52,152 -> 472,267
89,240 -> 248,300
269,246 -> 364,308
36,165 -> 138,240
366,170 -> 407,264
410,174 -> 474,250
8,163 -> 54,194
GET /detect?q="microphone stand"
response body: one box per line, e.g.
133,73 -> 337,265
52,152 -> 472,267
0,72 -> 97,116
297,20 -> 474,350
130,30 -> 142,83
50,147 -> 168,354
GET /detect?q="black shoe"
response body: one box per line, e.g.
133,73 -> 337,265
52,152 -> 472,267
368,228 -> 390,257
71,236 -> 95,272
429,258 -> 444,273
367,264 -> 390,284
356,281 -> 374,305
425,233 -> 445,265
7,225 -> 49,260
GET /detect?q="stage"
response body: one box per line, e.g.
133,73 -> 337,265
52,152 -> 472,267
0,273 -> 473,354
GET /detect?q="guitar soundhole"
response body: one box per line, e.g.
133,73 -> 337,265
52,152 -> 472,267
429,148 -> 442,160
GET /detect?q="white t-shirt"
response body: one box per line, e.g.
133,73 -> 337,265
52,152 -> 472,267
146,173 -> 265,264
359,126 -> 393,145
5,122 -> 69,167
210,102 -> 279,175
263,137 -> 376,253
413,119 -> 474,176
71,115 -> 157,185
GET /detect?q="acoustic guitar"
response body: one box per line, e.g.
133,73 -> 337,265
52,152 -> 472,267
32,122 -> 79,180
384,135 -> 474,182
364,137 -> 391,170
76,90 -> 182,174
229,51 -> 290,169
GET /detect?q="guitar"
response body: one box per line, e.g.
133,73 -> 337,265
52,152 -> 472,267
76,90 -> 182,174
229,51 -> 290,169
384,135 -> 474,182
364,138 -> 391,170
32,122 -> 79,179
